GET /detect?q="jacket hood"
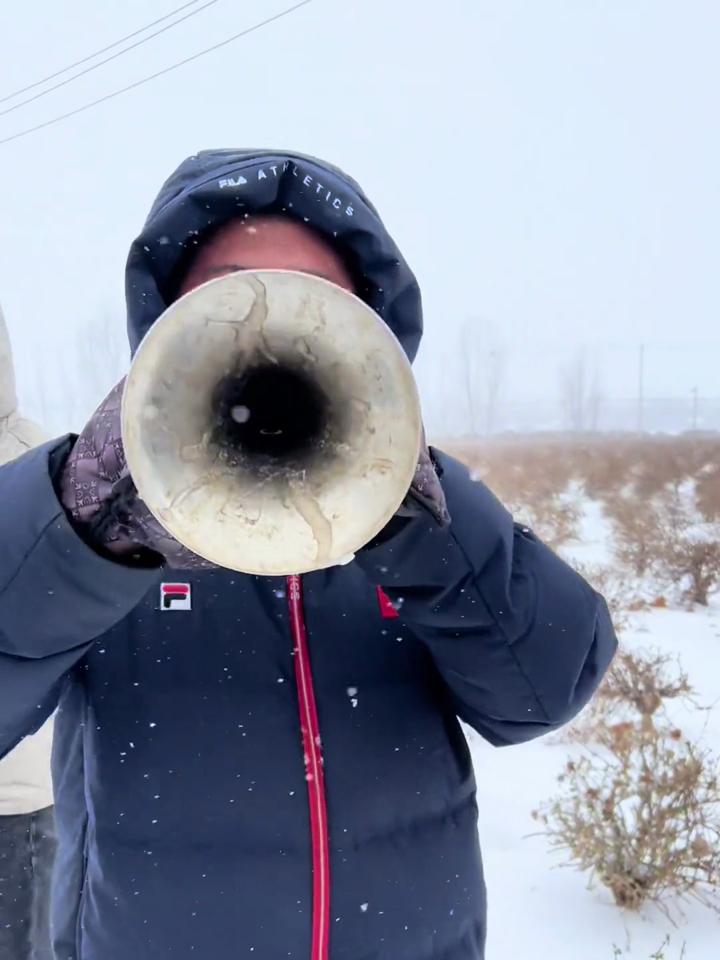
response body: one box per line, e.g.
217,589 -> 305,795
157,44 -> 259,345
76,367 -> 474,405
125,149 -> 423,360
0,303 -> 17,421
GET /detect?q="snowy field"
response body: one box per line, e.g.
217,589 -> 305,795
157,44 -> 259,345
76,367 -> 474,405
466,486 -> 719,960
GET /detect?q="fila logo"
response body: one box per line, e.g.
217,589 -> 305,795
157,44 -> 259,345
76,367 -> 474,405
217,174 -> 248,188
160,583 -> 192,612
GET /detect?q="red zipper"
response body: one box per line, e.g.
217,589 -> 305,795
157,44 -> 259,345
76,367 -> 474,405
286,574 -> 330,960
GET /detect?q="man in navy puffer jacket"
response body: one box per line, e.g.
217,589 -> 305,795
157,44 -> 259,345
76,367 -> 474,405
0,149 -> 616,960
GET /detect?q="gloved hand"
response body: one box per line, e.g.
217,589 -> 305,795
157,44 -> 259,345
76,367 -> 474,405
59,380 -> 213,569
400,430 -> 450,526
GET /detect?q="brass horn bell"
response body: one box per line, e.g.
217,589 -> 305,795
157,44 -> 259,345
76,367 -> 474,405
121,269 -> 422,575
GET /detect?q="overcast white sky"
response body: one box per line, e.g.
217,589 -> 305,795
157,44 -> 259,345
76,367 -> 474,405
0,0 -> 717,434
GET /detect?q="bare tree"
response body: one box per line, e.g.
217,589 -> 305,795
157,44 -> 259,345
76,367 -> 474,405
560,348 -> 604,431
461,318 -> 507,436
587,362 -> 604,431
484,345 -> 506,434
67,309 -> 129,428
461,321 -> 480,435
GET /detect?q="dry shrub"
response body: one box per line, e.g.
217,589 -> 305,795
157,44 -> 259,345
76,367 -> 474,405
447,440 -> 582,548
660,537 -> 720,608
456,439 -> 580,548
507,493 -> 581,551
576,439 -> 642,501
443,433 -> 720,596
697,463 -> 720,520
444,436 -> 579,503
571,563 -> 635,632
605,494 -> 664,580
607,480 -> 720,606
442,433 -> 720,511
599,649 -> 695,728
612,936 -> 686,959
536,646 -> 719,916
534,723 -> 720,915
558,647 -> 695,745
582,434 -> 720,504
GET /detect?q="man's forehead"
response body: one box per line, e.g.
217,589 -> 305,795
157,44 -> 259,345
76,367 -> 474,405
194,213 -> 334,253
176,213 -> 356,297
191,263 -> 343,285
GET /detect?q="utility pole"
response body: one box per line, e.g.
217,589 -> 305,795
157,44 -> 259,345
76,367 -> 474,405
637,344 -> 645,433
691,386 -> 699,431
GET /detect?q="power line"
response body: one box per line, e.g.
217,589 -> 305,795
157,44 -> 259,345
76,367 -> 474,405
0,0 -> 204,105
0,0 -> 225,119
0,1 -> 313,147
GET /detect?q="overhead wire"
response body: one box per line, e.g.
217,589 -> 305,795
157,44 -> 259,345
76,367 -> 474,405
0,0 -> 225,118
0,0 -> 205,105
0,1 -> 312,147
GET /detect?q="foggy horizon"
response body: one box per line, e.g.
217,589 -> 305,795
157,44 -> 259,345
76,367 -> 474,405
0,0 -> 717,435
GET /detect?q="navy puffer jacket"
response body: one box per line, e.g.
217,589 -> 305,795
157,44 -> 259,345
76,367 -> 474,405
0,150 -> 616,960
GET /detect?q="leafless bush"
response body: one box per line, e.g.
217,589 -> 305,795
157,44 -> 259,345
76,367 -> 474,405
534,723 -> 720,916
611,936 -> 686,960
697,463 -> 720,520
445,437 -> 579,506
599,649 -> 695,727
571,563 -> 635,632
540,646 -> 720,917
451,442 -> 582,548
442,434 -> 720,510
607,480 -> 720,606
651,481 -> 720,606
662,538 -> 720,608
606,494 -> 664,580
558,647 -> 696,746
443,434 -> 720,597
507,493 -> 581,550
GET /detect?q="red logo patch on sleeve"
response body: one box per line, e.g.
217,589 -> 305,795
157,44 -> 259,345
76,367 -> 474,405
376,586 -> 399,619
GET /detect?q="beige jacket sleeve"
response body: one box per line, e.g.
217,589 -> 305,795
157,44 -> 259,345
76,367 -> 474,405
0,303 -> 55,814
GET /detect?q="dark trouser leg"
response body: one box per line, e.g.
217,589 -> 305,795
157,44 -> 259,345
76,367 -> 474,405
29,807 -> 57,960
0,810 -> 34,959
0,807 -> 57,960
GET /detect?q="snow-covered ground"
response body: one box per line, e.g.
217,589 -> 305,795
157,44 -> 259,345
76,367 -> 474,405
467,495 -> 720,959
